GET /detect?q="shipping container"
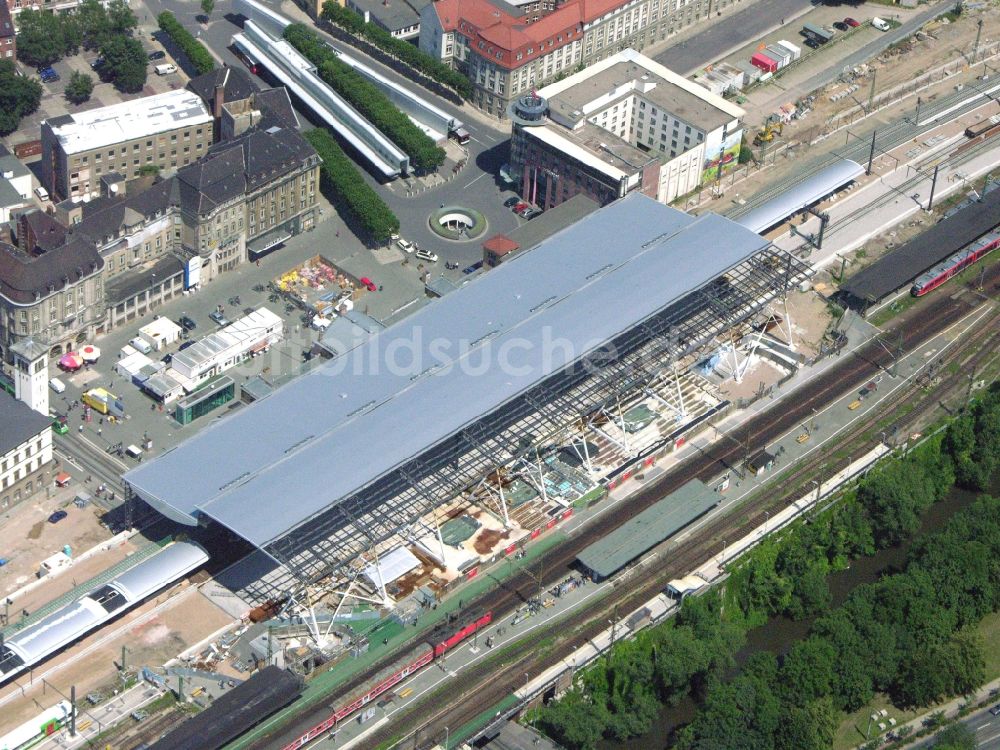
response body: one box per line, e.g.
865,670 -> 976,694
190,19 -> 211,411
750,52 -> 779,73
776,39 -> 801,60
765,45 -> 792,68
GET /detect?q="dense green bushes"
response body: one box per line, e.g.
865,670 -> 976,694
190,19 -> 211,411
533,382 -> 1000,750
284,25 -> 444,173
304,129 -> 399,243
320,1 -> 471,99
157,12 -> 215,75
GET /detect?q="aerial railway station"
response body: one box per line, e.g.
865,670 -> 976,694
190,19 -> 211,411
123,193 -> 810,615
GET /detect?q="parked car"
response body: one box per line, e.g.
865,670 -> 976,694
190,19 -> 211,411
148,50 -> 166,60
396,238 -> 415,253
523,208 -> 543,220
804,38 -> 820,49
209,311 -> 229,326
178,315 -> 197,331
991,704 -> 1000,717
832,21 -> 849,31
39,66 -> 59,83
415,248 -> 438,262
844,17 -> 860,27
90,57 -> 106,70
503,196 -> 520,208
516,205 -> 536,217
178,340 -> 196,351
513,201 -> 530,213
161,353 -> 173,365
48,510 -> 68,524
463,261 -> 483,275
359,276 -> 378,292
34,186 -> 50,201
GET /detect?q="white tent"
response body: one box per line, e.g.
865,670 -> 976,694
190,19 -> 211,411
116,351 -> 154,378
362,546 -> 421,588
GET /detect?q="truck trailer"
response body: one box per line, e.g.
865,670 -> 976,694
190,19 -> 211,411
750,52 -> 778,73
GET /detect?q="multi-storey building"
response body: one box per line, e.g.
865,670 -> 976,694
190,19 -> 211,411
0,3 -> 15,60
40,89 -> 214,202
420,0 -> 738,117
508,49 -> 743,208
0,389 -> 52,513
3,77 -> 320,340
0,212 -> 105,361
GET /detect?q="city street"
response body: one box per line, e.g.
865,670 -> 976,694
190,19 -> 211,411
137,0 -> 523,268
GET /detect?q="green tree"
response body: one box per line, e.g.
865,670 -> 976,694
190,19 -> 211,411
304,128 -> 399,243
157,12 -> 216,75
201,0 -> 215,17
533,688 -> 609,750
100,35 -> 147,93
775,698 -> 837,750
76,0 -> 112,49
932,722 -> 976,750
15,9 -> 66,66
779,637 -> 836,705
106,0 -> 138,35
284,25 -> 445,173
65,71 -> 94,104
0,60 -> 43,135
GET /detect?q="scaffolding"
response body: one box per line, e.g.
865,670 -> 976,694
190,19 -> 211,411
256,246 -> 810,596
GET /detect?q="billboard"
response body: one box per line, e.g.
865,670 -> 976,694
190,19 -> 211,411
184,256 -> 202,290
701,129 -> 742,184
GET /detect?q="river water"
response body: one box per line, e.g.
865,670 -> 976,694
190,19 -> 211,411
601,479 -> 995,750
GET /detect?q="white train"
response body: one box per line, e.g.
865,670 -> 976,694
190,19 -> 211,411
0,542 -> 208,686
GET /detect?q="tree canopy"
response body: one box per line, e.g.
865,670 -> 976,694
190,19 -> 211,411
283,25 -> 445,174
100,36 -> 147,93
304,128 -> 399,244
0,60 -> 43,135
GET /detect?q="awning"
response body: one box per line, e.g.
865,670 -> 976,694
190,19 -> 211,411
248,229 -> 292,255
55,472 -> 72,486
80,345 -> 101,362
249,340 -> 270,354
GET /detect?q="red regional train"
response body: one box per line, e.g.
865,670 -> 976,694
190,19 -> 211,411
280,611 -> 493,750
911,231 -> 1000,296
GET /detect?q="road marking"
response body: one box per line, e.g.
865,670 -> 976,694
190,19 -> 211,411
979,729 -> 1000,746
464,172 -> 488,189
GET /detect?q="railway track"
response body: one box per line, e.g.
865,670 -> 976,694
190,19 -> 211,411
380,290 -> 1000,750
256,264 -> 999,750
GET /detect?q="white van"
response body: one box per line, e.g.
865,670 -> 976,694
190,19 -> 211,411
155,63 -> 177,76
871,17 -> 890,31
49,377 -> 66,394
129,336 -> 153,354
35,186 -> 49,202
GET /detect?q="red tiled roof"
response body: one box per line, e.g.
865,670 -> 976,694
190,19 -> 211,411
483,234 -> 520,255
432,0 -> 588,68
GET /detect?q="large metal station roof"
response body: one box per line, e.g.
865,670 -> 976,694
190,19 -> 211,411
733,159 -> 864,234
125,194 -> 770,548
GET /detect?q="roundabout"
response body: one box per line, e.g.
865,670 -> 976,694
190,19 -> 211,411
428,205 -> 488,241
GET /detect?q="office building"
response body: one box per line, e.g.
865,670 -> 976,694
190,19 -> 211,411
0,390 -> 53,512
41,89 -> 214,202
508,49 -> 744,208
420,0 -> 739,117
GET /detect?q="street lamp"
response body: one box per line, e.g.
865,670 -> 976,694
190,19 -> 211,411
445,726 -> 449,749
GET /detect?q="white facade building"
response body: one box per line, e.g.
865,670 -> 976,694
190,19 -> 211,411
167,307 -> 283,389
0,391 -> 53,512
509,49 -> 744,208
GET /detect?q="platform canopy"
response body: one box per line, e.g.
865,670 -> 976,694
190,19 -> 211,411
733,158 -> 864,234
125,195 -> 773,548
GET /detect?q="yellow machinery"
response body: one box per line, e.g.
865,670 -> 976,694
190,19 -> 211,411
753,121 -> 783,146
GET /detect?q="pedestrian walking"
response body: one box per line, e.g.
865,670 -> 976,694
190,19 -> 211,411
78,425 -> 83,433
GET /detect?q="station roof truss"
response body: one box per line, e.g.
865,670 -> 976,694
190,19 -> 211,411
124,194 -> 810,592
